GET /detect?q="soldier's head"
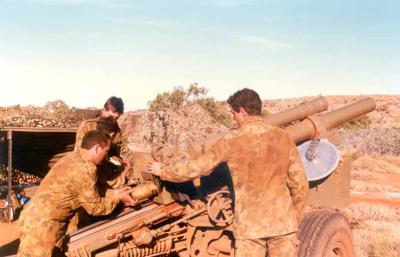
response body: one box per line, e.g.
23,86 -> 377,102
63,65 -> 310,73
101,96 -> 124,120
96,116 -> 121,139
81,130 -> 110,165
227,88 -> 262,124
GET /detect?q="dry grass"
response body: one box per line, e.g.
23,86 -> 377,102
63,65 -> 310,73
352,155 -> 400,174
338,126 -> 400,156
351,181 -> 400,193
345,203 -> 400,222
352,220 -> 400,257
344,203 -> 400,257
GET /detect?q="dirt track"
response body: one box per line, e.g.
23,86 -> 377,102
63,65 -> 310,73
350,172 -> 400,208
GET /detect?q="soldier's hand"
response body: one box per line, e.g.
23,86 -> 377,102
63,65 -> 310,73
115,187 -> 138,206
146,161 -> 161,177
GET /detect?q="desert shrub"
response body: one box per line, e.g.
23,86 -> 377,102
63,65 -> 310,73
261,108 -> 270,118
194,98 -> 233,127
338,115 -> 372,130
338,126 -> 400,155
149,87 -> 186,110
44,100 -> 70,118
149,84 -> 232,127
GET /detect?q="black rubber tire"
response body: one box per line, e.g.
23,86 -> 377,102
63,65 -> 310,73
298,210 -> 355,257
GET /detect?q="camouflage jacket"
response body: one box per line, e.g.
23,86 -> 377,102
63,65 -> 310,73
75,117 -> 126,188
160,116 -> 309,239
74,117 -> 122,156
18,149 -> 120,249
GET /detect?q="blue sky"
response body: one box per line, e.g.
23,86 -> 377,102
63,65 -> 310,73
0,0 -> 399,111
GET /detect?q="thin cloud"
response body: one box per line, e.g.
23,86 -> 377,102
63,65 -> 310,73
14,0 -> 123,6
236,35 -> 293,50
207,0 -> 253,7
115,17 -> 176,28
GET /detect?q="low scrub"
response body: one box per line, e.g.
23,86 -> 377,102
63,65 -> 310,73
338,115 -> 372,130
344,204 -> 400,257
338,126 -> 400,155
149,84 -> 233,127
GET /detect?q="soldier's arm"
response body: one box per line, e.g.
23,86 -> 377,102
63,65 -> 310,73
109,131 -> 123,157
76,166 -> 120,216
160,137 -> 230,183
74,121 -> 87,151
286,138 -> 309,224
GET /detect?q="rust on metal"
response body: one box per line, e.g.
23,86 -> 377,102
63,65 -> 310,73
7,130 -> 13,222
129,182 -> 159,202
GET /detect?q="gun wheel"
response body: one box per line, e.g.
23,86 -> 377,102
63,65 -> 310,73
298,210 -> 355,257
207,190 -> 234,226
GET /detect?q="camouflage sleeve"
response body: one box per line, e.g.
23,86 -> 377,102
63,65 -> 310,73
97,160 -> 126,188
76,165 -> 120,216
74,121 -> 87,152
286,138 -> 309,224
160,137 -> 230,183
109,131 -> 123,157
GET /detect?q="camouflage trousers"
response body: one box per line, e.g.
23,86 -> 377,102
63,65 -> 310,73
18,232 -> 65,257
235,232 -> 298,257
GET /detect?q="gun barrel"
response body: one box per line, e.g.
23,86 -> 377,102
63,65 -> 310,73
286,97 -> 376,144
265,96 -> 328,126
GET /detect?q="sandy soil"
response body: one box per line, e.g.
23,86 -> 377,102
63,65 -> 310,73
350,172 -> 400,208
0,221 -> 19,256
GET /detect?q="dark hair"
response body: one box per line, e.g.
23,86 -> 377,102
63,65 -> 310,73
96,116 -> 121,135
81,130 -> 110,150
104,96 -> 124,114
227,88 -> 262,115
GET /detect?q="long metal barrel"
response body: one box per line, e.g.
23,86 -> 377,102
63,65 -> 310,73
286,97 -> 376,144
265,96 -> 328,126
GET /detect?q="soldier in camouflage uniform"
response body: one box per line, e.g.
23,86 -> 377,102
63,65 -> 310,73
18,130 -> 136,257
75,96 -> 124,154
68,98 -> 129,232
147,88 -> 309,257
74,96 -> 129,188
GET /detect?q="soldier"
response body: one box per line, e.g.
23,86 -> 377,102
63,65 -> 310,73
66,116 -> 125,232
147,88 -> 309,257
74,96 -> 130,186
75,96 -> 124,156
18,130 -> 136,257
95,116 -> 126,187
68,97 -> 128,233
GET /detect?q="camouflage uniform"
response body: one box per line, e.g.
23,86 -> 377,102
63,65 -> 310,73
18,150 -> 120,257
74,117 -> 125,188
160,116 -> 309,257
74,117 -> 122,156
67,118 -> 126,232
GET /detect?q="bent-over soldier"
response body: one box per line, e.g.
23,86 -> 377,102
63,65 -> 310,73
18,131 -> 136,257
147,88 -> 309,257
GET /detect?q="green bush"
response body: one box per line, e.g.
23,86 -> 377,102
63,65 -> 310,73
149,84 -> 233,127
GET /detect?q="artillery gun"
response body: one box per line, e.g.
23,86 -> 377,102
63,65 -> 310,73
62,97 -> 376,257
